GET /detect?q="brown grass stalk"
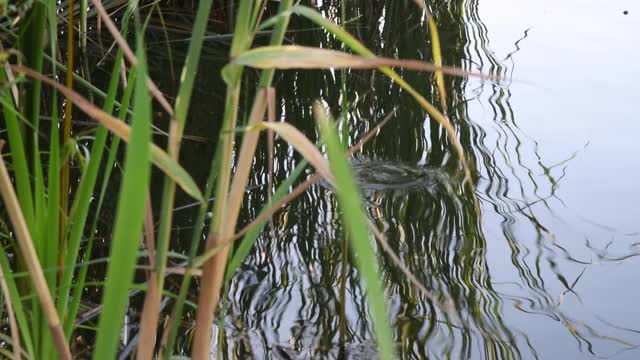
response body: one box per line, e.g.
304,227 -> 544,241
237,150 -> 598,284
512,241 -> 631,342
0,141 -> 72,360
229,109 -> 397,243
190,109 -> 397,269
60,0 -> 75,277
192,89 -> 268,358
137,195 -> 158,359
0,259 -> 21,359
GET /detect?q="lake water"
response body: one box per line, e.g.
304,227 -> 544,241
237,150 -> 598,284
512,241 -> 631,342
139,0 -> 640,358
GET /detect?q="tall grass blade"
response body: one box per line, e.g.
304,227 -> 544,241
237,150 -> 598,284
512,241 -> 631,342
61,0 -> 75,238
223,0 -> 294,280
161,142 -> 223,358
192,0 -> 256,355
58,45 -> 128,339
0,245 -> 34,356
44,94 -> 60,307
427,14 -> 447,112
313,103 -> 395,360
0,70 -> 34,229
65,69 -> 137,340
44,0 -> 60,302
193,82 -> 264,358
0,142 -> 71,359
93,31 -> 152,360
138,0 -> 217,354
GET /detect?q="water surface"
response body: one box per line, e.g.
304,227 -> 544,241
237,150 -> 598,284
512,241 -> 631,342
132,1 -> 640,358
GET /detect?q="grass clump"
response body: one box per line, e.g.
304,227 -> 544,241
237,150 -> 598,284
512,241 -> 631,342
0,0 -> 479,358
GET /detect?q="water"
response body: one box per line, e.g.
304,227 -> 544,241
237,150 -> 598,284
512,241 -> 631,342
94,0 -> 640,358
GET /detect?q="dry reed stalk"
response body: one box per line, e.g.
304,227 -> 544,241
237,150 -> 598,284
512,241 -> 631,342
0,261 -> 21,359
137,195 -> 159,359
192,89 -> 268,358
229,109 -> 397,243
0,141 -> 72,360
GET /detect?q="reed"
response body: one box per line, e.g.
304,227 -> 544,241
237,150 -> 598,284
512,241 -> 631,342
0,0 -> 483,358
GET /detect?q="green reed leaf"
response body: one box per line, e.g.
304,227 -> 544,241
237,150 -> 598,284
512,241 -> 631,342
314,102 -> 395,360
93,30 -> 152,360
0,246 -> 34,356
234,45 -> 484,79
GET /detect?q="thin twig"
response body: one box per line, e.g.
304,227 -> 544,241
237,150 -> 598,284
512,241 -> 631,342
90,0 -> 176,118
0,260 -> 21,359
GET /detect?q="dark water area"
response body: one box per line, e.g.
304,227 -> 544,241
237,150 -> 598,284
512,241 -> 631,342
83,0 -> 640,358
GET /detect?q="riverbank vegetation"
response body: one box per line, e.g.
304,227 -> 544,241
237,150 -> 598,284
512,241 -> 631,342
0,0 -> 485,358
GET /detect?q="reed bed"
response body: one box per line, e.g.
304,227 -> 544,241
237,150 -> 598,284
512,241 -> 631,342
0,0 -> 484,358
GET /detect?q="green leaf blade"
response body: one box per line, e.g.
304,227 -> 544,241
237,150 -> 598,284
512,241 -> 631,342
93,33 -> 153,360
314,102 -> 395,360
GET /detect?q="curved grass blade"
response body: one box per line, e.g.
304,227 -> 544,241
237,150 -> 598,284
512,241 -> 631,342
233,45 -> 489,80
314,102 -> 395,360
291,5 -> 478,203
253,121 -> 334,183
8,65 -> 203,202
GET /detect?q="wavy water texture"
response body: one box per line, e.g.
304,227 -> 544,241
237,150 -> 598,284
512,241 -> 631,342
75,0 -> 640,358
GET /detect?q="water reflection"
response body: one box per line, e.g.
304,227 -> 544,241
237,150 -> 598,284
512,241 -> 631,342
217,1 -> 528,358
143,0 -> 640,358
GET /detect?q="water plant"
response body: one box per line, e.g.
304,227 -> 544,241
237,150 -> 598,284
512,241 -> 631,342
0,0 -> 490,358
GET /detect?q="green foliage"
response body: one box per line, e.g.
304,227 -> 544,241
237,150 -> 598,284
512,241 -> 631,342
93,26 -> 152,360
315,103 -> 396,360
0,1 -> 466,358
